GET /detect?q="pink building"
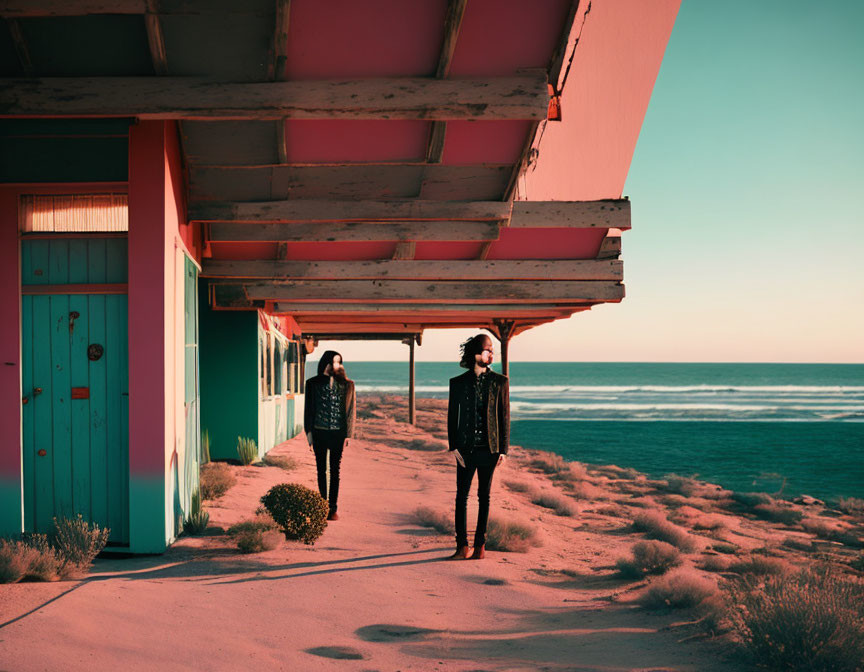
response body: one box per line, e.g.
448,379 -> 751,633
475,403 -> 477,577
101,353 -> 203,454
0,0 -> 680,552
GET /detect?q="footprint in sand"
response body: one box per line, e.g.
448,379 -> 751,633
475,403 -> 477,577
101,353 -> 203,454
305,646 -> 365,660
355,624 -> 441,642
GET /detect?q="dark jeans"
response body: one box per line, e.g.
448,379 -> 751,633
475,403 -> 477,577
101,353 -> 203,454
312,429 -> 345,514
455,449 -> 499,548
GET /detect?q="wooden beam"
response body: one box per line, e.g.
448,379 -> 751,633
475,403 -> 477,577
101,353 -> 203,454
6,19 -> 32,76
597,235 -> 622,260
188,199 -> 627,226
0,1 -> 146,15
144,0 -> 168,76
244,280 -> 624,302
189,199 -> 513,223
391,242 -> 415,260
301,333 -> 422,341
425,0 -> 468,164
0,74 -> 549,121
272,303 -> 591,315
268,0 -> 291,82
208,220 -> 502,242
203,259 -> 622,281
510,199 -> 630,229
407,336 -> 416,425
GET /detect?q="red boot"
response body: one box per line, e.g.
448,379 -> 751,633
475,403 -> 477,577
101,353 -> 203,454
447,546 -> 470,560
470,544 -> 486,560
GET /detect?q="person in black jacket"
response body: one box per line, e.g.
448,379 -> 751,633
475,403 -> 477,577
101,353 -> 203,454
447,333 -> 510,560
304,350 -> 356,521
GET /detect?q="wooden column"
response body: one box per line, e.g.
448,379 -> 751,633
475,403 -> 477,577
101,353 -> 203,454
493,320 -> 516,378
407,337 -> 416,425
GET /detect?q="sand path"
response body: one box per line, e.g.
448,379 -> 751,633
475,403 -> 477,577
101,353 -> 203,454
0,397 -> 758,671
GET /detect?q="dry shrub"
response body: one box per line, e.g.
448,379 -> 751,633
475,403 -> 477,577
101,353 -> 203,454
0,539 -> 33,583
730,491 -> 774,510
263,454 -> 298,471
727,567 -> 864,672
616,540 -> 681,578
228,514 -> 282,554
504,480 -> 536,495
801,517 -> 863,548
639,567 -> 718,610
566,480 -> 603,500
753,501 -> 804,525
661,474 -> 729,501
200,462 -> 237,500
53,514 -> 110,571
485,518 -> 541,553
712,542 -> 739,554
625,495 -> 657,509
632,509 -> 697,552
699,554 -> 733,572
596,505 -> 627,518
552,461 -> 589,482
728,555 -> 792,577
405,438 -> 447,452
531,491 -> 575,517
527,451 -> 571,475
782,536 -> 814,553
600,465 -> 642,480
411,506 -> 454,535
833,497 -> 864,517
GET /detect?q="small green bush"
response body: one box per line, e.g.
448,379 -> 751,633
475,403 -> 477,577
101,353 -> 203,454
237,436 -> 258,465
485,518 -> 541,553
531,491 -> 575,517
632,509 -> 697,552
183,490 -> 209,536
200,462 -> 237,500
261,483 -> 329,545
53,514 -> 110,571
728,567 -> 864,672
411,507 -> 454,535
616,540 -> 681,578
640,568 -> 718,610
262,454 -> 298,471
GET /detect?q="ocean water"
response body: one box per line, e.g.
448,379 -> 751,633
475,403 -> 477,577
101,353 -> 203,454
342,362 -> 864,501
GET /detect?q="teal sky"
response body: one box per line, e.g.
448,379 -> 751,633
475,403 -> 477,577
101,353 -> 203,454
318,1 -> 864,363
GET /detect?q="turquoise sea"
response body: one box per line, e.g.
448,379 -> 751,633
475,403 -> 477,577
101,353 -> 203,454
341,362 -> 864,501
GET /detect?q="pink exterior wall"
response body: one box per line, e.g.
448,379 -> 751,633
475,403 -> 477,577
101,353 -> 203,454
521,0 -> 681,201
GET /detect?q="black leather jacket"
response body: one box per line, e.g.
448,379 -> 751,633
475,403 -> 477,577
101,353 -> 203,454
447,370 -> 510,455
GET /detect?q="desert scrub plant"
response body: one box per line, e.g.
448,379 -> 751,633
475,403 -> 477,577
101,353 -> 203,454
801,517 -> 863,548
639,567 -> 718,610
228,513 -> 281,554
410,506 -> 454,535
404,438 -> 447,452
485,518 -> 541,553
833,496 -> 864,517
728,491 -> 774,511
0,536 -> 65,583
615,540 -> 682,578
752,501 -> 804,525
261,483 -> 329,545
727,566 -> 864,672
236,436 -> 258,465
53,514 -> 110,572
183,490 -> 210,535
201,428 -> 211,464
712,542 -> 739,554
262,453 -> 298,471
527,451 -> 571,475
200,462 -> 237,500
632,509 -> 697,552
504,480 -> 536,495
699,554 -> 733,573
530,491 -> 575,517
728,555 -> 792,577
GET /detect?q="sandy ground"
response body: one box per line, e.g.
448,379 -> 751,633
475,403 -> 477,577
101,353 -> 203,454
2,395 -> 861,671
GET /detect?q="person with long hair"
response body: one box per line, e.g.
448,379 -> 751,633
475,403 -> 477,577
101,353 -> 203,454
446,333 -> 510,559
304,350 -> 356,521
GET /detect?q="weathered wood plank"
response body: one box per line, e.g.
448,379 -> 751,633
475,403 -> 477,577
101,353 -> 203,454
597,235 -> 622,259
268,0 -> 291,82
144,0 -> 167,76
208,221 -> 501,242
273,302 -> 589,314
0,75 -> 549,120
511,199 -> 630,229
0,1 -> 146,15
203,259 -> 621,281
391,242 -> 415,260
6,19 -> 33,75
244,280 -> 624,302
189,199 -> 513,223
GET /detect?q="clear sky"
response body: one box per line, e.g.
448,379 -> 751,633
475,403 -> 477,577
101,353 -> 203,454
316,0 -> 864,364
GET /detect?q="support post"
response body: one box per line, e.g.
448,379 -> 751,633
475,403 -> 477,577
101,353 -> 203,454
493,320 -> 516,378
407,337 -> 416,425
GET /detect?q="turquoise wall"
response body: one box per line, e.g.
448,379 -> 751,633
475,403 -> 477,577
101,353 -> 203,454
198,286 -> 258,461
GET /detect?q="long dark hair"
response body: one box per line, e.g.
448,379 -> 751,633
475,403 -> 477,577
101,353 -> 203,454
459,334 -> 490,369
317,350 -> 345,378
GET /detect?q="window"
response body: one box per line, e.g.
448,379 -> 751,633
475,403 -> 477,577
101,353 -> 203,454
20,194 -> 128,232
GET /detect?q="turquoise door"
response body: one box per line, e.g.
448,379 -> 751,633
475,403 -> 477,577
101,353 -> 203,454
21,239 -> 129,544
